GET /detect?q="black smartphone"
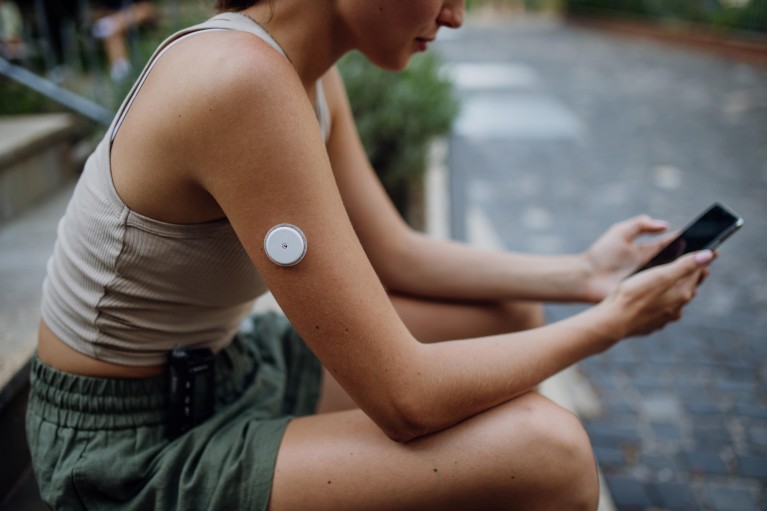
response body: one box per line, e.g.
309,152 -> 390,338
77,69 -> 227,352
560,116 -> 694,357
633,202 -> 744,274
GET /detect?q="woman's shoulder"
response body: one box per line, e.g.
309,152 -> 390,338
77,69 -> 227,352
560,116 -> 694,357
136,27 -> 306,152
166,29 -> 299,102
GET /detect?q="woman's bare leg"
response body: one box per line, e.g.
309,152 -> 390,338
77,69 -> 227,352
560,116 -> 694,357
389,293 -> 545,343
272,392 -> 599,511
304,294 -> 598,509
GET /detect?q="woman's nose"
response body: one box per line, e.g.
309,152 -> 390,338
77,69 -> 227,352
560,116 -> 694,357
438,0 -> 465,29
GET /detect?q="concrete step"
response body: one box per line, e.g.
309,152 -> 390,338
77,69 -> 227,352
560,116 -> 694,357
0,113 -> 87,227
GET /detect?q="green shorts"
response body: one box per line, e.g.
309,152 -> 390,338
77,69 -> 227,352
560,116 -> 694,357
26,312 -> 323,511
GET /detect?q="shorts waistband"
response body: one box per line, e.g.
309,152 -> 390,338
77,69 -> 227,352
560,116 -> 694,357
28,330 -> 261,430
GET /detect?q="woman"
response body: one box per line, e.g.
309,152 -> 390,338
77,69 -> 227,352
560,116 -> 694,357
28,1 -> 714,510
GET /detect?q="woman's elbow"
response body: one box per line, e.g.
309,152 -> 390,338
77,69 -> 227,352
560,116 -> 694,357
373,389 -> 441,443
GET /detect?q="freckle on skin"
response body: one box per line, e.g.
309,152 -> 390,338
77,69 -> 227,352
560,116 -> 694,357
327,480 -> 332,484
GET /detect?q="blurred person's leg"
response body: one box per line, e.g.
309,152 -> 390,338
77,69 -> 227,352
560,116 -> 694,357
91,1 -> 155,80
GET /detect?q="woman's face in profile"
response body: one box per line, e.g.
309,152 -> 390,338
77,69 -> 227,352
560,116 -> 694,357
344,0 -> 464,70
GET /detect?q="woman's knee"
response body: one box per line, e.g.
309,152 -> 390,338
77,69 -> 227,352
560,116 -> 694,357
497,300 -> 545,333
512,394 -> 599,510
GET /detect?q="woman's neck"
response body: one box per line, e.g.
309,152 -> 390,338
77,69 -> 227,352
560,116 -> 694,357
241,1 -> 351,86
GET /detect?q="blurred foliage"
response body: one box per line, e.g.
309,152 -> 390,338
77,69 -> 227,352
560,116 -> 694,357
0,0 -> 214,117
467,0 -> 562,11
0,78 -> 66,115
337,51 -> 459,221
565,0 -> 767,33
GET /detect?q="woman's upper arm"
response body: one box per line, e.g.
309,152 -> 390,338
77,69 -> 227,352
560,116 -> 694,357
188,44 -> 420,435
321,67 -> 417,284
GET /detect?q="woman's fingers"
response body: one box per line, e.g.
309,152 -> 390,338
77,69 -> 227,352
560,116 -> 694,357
662,250 -> 714,281
618,214 -> 669,241
619,250 -> 714,337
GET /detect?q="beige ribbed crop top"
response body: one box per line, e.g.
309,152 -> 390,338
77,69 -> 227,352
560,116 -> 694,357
41,13 -> 331,366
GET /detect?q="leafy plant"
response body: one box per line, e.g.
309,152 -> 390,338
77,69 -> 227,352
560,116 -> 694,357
564,0 -> 767,33
337,50 -> 459,226
0,78 -> 65,115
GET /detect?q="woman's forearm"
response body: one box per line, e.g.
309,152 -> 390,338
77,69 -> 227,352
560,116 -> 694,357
380,230 -> 595,303
381,302 -> 618,441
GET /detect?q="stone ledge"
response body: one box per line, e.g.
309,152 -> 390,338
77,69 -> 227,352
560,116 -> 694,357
0,114 -> 81,170
0,114 -> 86,226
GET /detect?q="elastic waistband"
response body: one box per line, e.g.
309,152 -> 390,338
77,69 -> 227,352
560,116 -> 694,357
28,331 -> 260,430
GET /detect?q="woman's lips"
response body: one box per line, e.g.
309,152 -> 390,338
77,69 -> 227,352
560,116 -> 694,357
415,37 -> 434,51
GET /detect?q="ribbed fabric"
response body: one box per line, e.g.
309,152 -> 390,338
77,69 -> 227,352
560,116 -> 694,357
41,13 -> 332,366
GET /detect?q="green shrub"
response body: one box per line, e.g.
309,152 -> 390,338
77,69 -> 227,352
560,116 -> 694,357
0,78 -> 66,115
337,51 -> 459,225
564,0 -> 767,33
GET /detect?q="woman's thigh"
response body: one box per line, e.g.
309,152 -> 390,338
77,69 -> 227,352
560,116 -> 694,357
389,293 -> 544,343
271,392 -> 598,511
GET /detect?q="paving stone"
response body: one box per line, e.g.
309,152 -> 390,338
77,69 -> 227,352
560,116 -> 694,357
704,484 -> 759,511
650,482 -> 700,510
602,399 -> 636,415
652,422 -> 684,441
604,476 -> 652,509
633,375 -> 668,393
641,394 -> 683,422
717,380 -> 758,394
685,401 -> 724,416
692,424 -> 733,447
738,455 -> 767,480
737,405 -> 767,420
640,454 -> 681,475
680,450 -> 730,476
748,425 -> 767,448
593,446 -> 626,469
585,422 -> 642,448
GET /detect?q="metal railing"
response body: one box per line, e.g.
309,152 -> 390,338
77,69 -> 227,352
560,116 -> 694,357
1,0 -> 188,122
0,56 -> 113,124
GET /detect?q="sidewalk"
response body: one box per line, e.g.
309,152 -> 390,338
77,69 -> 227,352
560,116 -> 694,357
434,13 -> 767,511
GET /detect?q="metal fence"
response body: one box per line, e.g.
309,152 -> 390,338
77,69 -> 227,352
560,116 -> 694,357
564,0 -> 767,35
0,0 -> 195,121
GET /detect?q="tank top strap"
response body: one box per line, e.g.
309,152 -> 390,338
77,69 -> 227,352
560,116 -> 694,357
109,12 -> 330,143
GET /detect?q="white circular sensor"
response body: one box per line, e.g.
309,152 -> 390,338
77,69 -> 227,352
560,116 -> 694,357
264,224 -> 307,267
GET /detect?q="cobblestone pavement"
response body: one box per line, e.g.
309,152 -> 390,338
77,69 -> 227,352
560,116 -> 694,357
435,15 -> 767,511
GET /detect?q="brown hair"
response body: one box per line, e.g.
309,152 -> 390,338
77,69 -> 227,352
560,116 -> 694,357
215,0 -> 259,11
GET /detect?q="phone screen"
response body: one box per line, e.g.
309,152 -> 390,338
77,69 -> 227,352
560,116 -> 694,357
635,203 -> 743,273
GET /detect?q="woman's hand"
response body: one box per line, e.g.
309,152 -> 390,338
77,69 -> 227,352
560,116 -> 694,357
581,215 -> 673,302
596,250 -> 714,341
